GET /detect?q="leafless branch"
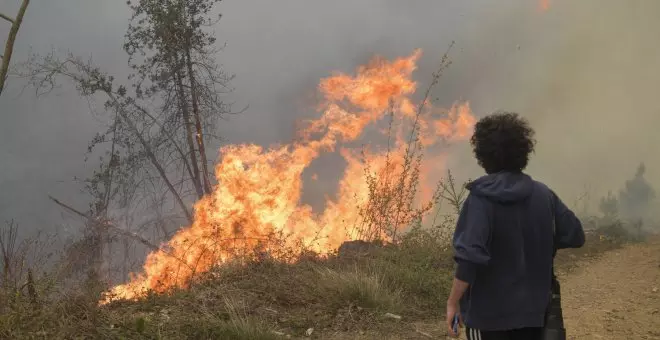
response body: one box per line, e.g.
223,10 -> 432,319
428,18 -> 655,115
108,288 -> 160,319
0,12 -> 14,24
47,195 -> 188,268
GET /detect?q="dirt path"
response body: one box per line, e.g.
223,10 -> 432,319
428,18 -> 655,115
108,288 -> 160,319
559,237 -> 660,340
327,238 -> 660,339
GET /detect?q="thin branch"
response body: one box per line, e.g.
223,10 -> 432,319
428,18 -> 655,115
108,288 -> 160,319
23,54 -> 195,223
0,12 -> 14,24
48,195 -> 88,219
130,100 -> 198,188
47,195 -> 187,267
116,102 -> 194,223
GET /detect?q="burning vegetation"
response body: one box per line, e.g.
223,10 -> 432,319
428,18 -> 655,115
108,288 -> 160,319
539,0 -> 552,12
102,49 -> 476,304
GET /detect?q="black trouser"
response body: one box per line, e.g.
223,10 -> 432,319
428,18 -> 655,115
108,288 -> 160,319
465,327 -> 543,340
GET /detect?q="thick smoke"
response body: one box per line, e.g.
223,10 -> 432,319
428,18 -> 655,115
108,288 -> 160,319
437,0 -> 660,215
211,0 -> 660,217
2,0 -> 660,242
600,163 -> 657,224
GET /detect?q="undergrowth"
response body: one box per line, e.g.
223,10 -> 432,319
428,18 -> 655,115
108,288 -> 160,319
0,222 -> 458,339
1,216 -> 642,339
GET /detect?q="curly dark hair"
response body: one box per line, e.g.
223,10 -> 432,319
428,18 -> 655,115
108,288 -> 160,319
470,111 -> 536,174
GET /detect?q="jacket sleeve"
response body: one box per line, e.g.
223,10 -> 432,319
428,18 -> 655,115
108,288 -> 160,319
452,194 -> 491,284
552,191 -> 585,249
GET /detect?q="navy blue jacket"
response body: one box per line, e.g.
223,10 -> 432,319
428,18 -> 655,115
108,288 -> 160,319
453,172 -> 585,331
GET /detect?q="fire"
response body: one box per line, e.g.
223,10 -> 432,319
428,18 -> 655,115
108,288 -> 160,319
102,49 -> 476,304
539,0 -> 551,11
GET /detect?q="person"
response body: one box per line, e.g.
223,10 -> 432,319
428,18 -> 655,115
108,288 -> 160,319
445,112 -> 585,339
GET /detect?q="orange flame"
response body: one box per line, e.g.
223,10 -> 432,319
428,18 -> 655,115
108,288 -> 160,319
102,49 -> 476,304
539,0 -> 551,11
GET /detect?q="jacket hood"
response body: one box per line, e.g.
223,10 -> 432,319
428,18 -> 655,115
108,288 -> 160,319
467,172 -> 534,203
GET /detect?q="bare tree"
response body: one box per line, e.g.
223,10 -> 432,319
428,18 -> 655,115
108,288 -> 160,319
0,0 -> 29,95
124,0 -> 235,196
21,0 -> 235,222
19,0 -> 236,282
23,53 -> 194,223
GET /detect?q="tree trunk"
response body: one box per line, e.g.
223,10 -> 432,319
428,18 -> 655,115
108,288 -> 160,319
184,30 -> 212,195
0,0 -> 30,95
174,67 -> 204,199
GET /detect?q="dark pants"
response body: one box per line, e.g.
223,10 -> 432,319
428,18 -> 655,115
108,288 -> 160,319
465,327 -> 543,340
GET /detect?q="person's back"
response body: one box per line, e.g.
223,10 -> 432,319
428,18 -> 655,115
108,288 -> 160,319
445,112 -> 585,340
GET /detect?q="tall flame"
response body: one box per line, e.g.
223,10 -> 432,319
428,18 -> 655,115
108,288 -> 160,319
102,49 -> 476,304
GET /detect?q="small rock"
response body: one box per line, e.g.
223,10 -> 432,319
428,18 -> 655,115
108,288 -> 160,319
263,307 -> 279,314
652,287 -> 658,293
305,328 -> 314,336
384,312 -> 402,320
159,309 -> 171,321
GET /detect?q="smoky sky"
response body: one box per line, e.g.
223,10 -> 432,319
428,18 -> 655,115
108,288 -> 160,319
1,0 -> 660,239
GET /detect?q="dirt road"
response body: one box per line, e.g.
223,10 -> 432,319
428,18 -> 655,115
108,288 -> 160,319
328,238 -> 660,339
559,237 -> 660,340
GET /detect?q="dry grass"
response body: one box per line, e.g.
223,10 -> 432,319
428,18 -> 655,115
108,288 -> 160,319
0,224 -> 456,339
0,222 -> 637,339
315,267 -> 402,312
